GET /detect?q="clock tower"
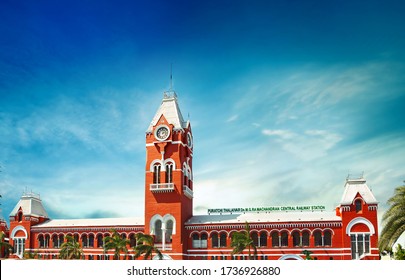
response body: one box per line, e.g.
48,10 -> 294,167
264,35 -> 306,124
144,91 -> 193,259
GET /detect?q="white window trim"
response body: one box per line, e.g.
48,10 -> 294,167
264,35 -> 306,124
346,217 -> 375,236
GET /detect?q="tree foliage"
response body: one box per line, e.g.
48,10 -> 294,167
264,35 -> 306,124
230,222 -> 257,260
0,231 -> 12,258
302,250 -> 313,260
24,250 -> 39,259
103,228 -> 130,260
133,232 -> 163,260
59,235 -> 83,259
379,185 -> 405,252
394,244 -> 405,260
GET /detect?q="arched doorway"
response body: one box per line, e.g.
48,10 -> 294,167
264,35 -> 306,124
152,253 -> 173,260
10,226 -> 28,259
278,254 -> 304,260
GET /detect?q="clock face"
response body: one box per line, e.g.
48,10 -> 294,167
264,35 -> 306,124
155,126 -> 170,141
187,133 -> 193,148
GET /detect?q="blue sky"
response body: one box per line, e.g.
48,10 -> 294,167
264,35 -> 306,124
0,0 -> 404,231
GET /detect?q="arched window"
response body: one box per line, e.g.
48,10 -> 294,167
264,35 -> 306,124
302,231 -> 310,247
183,167 -> 188,186
82,234 -> 88,248
220,232 -> 227,247
251,232 -> 259,247
97,234 -> 103,248
38,235 -> 45,248
129,234 -> 136,247
153,163 -> 161,184
314,230 -> 322,247
212,233 -> 219,248
192,233 -> 208,248
201,233 -> 208,248
351,233 -> 370,259
292,231 -> 300,247
165,163 -> 173,183
280,232 -> 288,247
59,234 -> 64,247
192,233 -> 200,248
44,235 -> 50,248
355,199 -> 362,213
188,167 -> 193,182
14,237 -> 26,257
271,232 -> 279,247
324,230 -> 332,246
74,233 -> 79,242
18,211 -> 23,222
260,232 -> 268,247
346,217 -> 375,259
165,220 -> 173,243
154,220 -> 162,243
88,234 -> 94,248
52,235 -> 59,248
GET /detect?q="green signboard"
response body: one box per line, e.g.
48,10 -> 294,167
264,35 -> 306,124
207,205 -> 326,214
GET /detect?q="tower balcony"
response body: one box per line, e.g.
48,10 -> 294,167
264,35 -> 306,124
150,183 -> 175,192
183,185 -> 194,199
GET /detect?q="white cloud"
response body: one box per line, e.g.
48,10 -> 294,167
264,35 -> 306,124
261,128 -> 342,160
226,114 -> 238,122
261,129 -> 295,139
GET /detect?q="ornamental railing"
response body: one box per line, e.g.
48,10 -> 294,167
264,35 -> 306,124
183,185 -> 193,199
150,183 -> 175,192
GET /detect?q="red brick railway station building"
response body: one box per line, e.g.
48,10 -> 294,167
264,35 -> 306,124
1,91 -> 379,260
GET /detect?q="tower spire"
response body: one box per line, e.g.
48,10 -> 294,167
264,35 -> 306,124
164,63 -> 177,100
170,63 -> 173,91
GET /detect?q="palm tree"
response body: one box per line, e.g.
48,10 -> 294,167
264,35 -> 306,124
103,229 -> 130,260
0,231 -> 12,258
59,235 -> 83,259
302,250 -> 313,260
133,232 -> 163,260
379,185 -> 405,252
231,222 -> 257,260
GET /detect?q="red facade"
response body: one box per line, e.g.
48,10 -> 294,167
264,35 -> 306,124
5,92 -> 380,260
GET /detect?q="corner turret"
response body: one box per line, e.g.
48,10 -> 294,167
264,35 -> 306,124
338,176 -> 379,259
9,191 -> 49,258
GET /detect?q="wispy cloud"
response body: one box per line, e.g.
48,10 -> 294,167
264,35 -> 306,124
226,114 -> 238,122
261,128 -> 342,160
227,61 -> 404,131
193,61 -> 404,222
262,129 -> 295,139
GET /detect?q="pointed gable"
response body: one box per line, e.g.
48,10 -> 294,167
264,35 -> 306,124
146,92 -> 187,133
340,177 -> 378,205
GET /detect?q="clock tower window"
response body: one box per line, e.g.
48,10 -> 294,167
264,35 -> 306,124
165,163 -> 173,183
154,220 -> 163,243
153,163 -> 161,184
